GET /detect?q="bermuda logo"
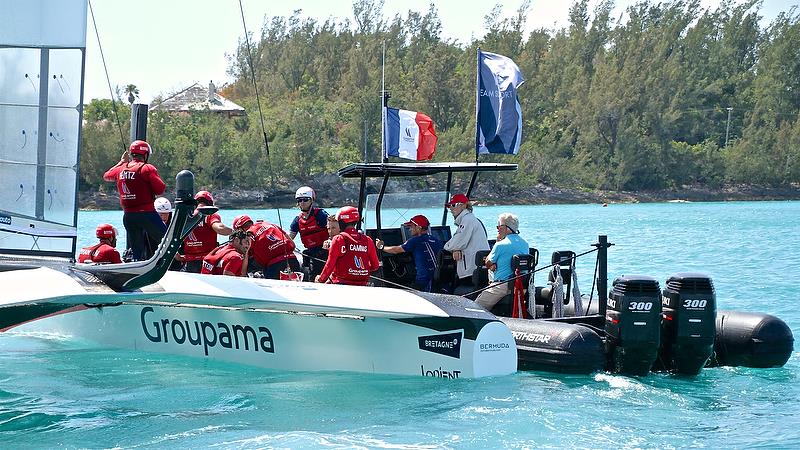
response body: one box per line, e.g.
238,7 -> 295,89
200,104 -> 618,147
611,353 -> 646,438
418,331 -> 462,358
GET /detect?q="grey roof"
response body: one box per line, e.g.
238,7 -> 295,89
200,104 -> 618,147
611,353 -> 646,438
151,81 -> 245,113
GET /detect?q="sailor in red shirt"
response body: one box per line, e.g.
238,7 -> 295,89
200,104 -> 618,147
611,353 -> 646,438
201,230 -> 252,276
315,206 -> 379,286
180,190 -> 233,273
102,140 -> 167,261
232,215 -> 300,279
78,224 -> 122,264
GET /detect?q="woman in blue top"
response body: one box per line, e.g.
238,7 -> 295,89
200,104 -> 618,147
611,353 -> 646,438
475,213 -> 529,310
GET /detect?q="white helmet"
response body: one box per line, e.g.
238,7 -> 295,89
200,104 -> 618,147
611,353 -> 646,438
295,186 -> 315,200
154,197 -> 172,214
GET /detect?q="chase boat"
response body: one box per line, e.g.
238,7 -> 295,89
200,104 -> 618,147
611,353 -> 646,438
341,161 -> 795,376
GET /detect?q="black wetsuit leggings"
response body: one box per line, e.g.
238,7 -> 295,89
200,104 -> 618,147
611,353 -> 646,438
123,211 -> 167,261
248,257 -> 301,279
302,247 -> 327,279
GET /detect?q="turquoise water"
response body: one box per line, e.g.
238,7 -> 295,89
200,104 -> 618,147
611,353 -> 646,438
2,201 -> 798,448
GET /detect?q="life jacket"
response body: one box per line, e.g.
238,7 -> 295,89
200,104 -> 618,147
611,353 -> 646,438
183,212 -> 221,260
113,162 -> 162,212
297,207 -> 328,250
249,221 -> 296,268
200,243 -> 242,276
328,229 -> 377,286
78,242 -> 120,264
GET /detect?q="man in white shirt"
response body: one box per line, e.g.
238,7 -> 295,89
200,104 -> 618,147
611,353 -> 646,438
443,194 -> 490,285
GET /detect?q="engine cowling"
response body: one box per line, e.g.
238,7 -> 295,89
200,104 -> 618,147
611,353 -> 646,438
655,273 -> 717,375
606,275 -> 662,375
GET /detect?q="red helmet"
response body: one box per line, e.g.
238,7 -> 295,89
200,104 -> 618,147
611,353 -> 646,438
96,223 -> 117,239
335,206 -> 360,224
194,190 -> 214,205
232,214 -> 253,230
129,140 -> 152,157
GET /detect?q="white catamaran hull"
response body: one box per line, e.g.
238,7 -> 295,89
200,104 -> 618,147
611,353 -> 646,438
2,267 -> 517,379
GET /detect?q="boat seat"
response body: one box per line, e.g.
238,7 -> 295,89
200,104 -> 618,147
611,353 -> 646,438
446,250 -> 491,299
490,250 -> 537,317
432,250 -> 457,294
471,250 -> 491,289
532,250 -> 576,317
381,251 -> 416,287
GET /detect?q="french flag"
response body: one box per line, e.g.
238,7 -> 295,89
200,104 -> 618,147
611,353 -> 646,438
383,107 -> 438,161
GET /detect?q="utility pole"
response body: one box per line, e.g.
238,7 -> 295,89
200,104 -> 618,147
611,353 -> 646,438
725,107 -> 733,148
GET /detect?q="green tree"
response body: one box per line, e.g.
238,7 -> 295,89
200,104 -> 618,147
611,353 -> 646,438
123,84 -> 139,104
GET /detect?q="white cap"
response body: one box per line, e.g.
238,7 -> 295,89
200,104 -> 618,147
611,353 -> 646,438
295,186 -> 315,200
154,197 -> 172,213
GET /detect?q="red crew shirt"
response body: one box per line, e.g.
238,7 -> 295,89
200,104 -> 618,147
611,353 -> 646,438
201,243 -> 245,276
78,242 -> 122,264
103,161 -> 166,212
318,228 -> 379,286
182,212 -> 222,261
248,221 -> 296,268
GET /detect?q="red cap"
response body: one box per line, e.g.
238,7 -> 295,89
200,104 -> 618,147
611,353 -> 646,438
446,193 -> 469,206
403,214 -> 430,228
232,214 -> 253,230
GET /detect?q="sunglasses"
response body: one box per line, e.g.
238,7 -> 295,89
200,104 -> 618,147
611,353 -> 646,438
496,224 -> 507,230
447,203 -> 462,208
296,198 -> 312,204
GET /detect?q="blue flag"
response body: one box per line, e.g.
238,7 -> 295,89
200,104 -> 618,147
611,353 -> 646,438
476,50 -> 525,155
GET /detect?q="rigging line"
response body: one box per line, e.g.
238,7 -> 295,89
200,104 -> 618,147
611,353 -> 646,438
238,0 -> 283,230
585,249 -> 600,315
459,247 -> 599,298
88,0 -> 127,154
300,251 -> 416,291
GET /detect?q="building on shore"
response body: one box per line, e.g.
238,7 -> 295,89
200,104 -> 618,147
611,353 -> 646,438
151,81 -> 245,118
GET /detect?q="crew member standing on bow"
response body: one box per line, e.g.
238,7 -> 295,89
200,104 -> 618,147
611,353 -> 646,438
78,224 -> 122,264
315,206 -> 379,286
180,190 -> 233,273
200,230 -> 251,277
289,186 -> 329,279
232,214 -> 300,279
102,140 -> 166,261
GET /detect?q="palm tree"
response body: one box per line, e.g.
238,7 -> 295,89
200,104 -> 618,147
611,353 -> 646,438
124,84 -> 139,104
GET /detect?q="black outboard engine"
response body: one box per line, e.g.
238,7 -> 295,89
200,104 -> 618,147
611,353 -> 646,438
606,275 -> 662,375
655,273 -> 716,375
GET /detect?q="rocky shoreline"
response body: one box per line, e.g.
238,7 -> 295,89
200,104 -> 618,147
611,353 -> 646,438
79,175 -> 800,210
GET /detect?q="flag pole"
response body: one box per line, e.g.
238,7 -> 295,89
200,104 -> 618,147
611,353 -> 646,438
474,47 -> 481,165
381,40 -> 388,164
